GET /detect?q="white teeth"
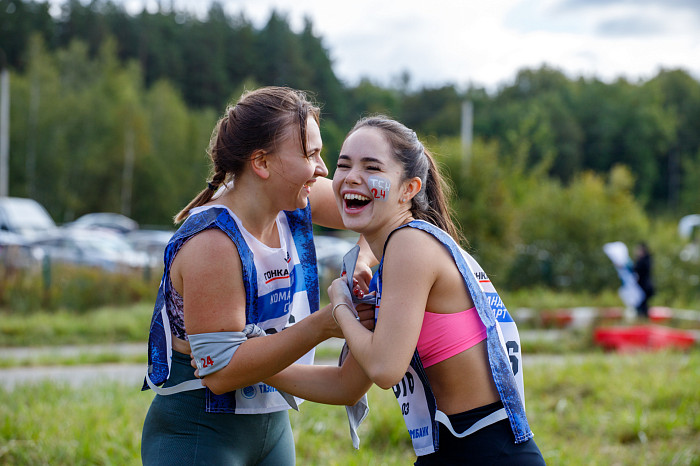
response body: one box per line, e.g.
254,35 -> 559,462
344,193 -> 370,201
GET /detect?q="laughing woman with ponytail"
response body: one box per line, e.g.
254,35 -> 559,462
140,87 -> 374,465
261,116 -> 546,464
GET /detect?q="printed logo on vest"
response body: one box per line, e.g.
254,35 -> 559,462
474,271 -> 490,283
242,385 -> 257,399
486,292 -> 514,322
409,425 -> 430,439
264,268 -> 290,284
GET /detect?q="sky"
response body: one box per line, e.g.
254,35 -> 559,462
50,0 -> 700,91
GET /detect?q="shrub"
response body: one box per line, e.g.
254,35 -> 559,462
0,263 -> 159,314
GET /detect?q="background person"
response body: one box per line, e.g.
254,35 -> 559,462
633,242 -> 655,318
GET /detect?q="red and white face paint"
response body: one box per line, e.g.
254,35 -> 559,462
368,175 -> 391,201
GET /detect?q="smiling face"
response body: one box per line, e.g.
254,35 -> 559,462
268,116 -> 327,211
332,127 -> 414,235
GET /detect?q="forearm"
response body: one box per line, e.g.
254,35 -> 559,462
333,303 -> 407,389
265,355 -> 371,406
202,307 -> 332,394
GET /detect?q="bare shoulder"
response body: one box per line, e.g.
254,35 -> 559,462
177,228 -> 239,264
384,227 -> 449,262
171,228 -> 241,291
382,227 -> 452,279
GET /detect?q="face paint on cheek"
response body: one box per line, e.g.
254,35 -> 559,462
368,175 -> 391,201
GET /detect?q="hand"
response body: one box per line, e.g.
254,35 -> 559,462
328,277 -> 353,306
352,260 -> 374,298
355,301 -> 376,331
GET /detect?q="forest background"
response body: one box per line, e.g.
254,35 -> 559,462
1,0 -> 699,306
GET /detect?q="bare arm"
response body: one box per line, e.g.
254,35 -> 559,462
174,229 -> 339,395
329,229 -> 438,389
309,177 -> 344,229
263,351 -> 372,406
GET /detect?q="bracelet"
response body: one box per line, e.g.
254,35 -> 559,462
332,302 -> 358,325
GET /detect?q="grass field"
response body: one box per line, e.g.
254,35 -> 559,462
1,351 -> 698,465
2,299 -> 699,464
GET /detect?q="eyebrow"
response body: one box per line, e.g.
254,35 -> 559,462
337,155 -> 384,164
307,144 -> 322,156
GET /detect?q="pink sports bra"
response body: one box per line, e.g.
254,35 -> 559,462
416,306 -> 487,368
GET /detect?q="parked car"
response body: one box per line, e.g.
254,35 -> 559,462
0,197 -> 58,240
125,229 -> 174,267
314,234 -> 358,287
29,228 -> 150,272
62,212 -> 139,234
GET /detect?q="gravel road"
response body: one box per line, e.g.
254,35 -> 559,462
0,333 -> 567,391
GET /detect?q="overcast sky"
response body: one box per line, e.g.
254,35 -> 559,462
52,0 -> 700,91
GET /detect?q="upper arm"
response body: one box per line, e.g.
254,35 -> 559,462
369,229 -> 439,380
309,177 -> 344,229
171,229 -> 246,335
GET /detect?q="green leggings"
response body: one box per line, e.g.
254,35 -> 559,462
141,351 -> 295,465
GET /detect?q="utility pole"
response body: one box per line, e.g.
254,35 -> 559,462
0,49 -> 9,198
461,100 -> 473,175
121,126 -> 135,217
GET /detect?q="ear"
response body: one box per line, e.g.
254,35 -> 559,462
250,150 -> 271,180
402,177 -> 422,202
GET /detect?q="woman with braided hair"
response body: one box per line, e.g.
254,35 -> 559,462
140,87 -> 374,465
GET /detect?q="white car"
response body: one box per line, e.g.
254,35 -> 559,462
0,197 -> 57,240
29,229 -> 150,273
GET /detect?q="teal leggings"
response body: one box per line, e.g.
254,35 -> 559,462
141,351 -> 295,465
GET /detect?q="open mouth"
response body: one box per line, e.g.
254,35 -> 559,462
344,193 -> 371,210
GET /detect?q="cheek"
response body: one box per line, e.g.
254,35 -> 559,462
367,175 -> 392,201
331,174 -> 342,195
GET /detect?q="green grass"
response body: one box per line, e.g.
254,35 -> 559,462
1,351 -> 698,465
0,303 -> 153,346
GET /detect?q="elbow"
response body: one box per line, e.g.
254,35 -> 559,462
203,377 -> 230,395
202,372 -> 246,395
367,365 -> 404,390
341,388 -> 368,406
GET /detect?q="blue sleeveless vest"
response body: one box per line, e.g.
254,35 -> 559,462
371,220 -> 533,455
142,204 -> 319,414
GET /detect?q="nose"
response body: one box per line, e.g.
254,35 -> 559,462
343,165 -> 362,185
314,153 -> 329,178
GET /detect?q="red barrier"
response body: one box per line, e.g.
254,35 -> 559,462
593,325 -> 696,352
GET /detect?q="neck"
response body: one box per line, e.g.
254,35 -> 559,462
210,177 -> 281,245
364,212 -> 415,261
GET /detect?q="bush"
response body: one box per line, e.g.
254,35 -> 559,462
0,263 -> 159,313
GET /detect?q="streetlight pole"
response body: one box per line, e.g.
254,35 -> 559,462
0,49 -> 10,198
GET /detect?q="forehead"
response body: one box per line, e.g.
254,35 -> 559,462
278,115 -> 322,150
341,127 -> 393,160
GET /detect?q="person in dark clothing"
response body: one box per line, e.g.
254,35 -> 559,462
633,242 -> 655,318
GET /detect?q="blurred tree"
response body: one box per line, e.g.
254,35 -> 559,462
0,0 -> 54,69
644,69 -> 700,213
510,165 -> 648,291
401,85 -> 462,137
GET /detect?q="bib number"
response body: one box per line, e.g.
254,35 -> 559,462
393,372 -> 415,415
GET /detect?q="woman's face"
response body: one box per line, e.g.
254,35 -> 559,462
268,116 -> 327,211
332,127 -> 406,233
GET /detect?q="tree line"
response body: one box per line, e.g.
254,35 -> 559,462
3,0 -> 698,218
1,0 -> 699,300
